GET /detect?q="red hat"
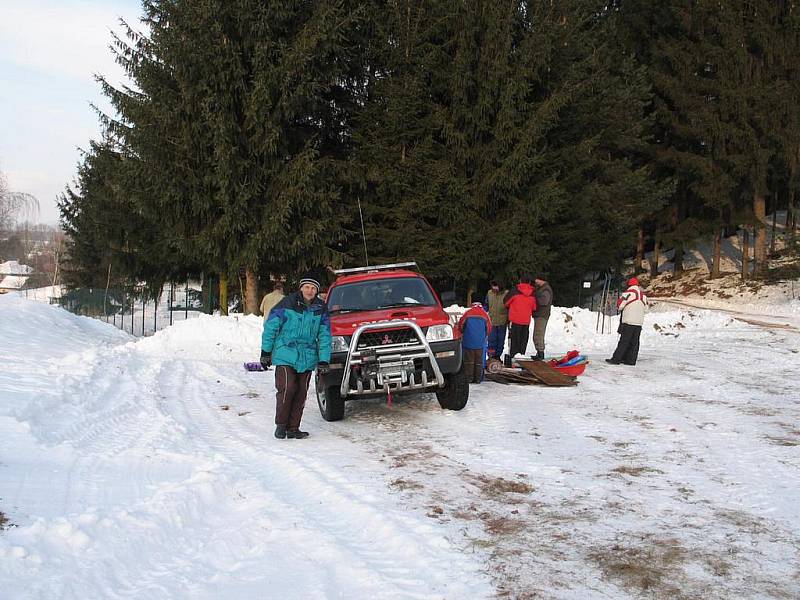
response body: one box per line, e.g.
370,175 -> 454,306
628,277 -> 639,286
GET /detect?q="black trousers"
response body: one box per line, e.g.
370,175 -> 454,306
611,323 -> 642,365
509,323 -> 530,358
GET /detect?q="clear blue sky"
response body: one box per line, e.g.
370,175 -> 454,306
0,0 -> 142,225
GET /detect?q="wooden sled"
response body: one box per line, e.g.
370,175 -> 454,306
516,359 -> 577,386
484,358 -> 577,387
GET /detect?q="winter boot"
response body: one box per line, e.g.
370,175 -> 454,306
534,351 -> 545,361
274,425 -> 287,439
503,354 -> 512,368
286,429 -> 310,439
605,358 -> 621,365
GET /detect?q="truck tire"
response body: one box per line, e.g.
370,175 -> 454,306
436,366 -> 469,410
317,378 -> 345,421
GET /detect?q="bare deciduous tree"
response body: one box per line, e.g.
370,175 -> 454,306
0,170 -> 40,230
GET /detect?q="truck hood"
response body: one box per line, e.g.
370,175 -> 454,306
328,305 -> 450,337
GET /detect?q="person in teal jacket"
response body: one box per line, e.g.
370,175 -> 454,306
261,274 -> 331,439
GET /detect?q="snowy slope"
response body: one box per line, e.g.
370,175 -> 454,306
1,294 -> 799,599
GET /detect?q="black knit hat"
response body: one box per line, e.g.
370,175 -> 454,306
298,274 -> 321,292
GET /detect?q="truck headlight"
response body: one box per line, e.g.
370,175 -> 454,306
331,336 -> 350,353
426,324 -> 454,342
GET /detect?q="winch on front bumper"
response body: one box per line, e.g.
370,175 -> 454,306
317,320 -> 462,398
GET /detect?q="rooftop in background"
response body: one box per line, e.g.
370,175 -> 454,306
0,260 -> 33,275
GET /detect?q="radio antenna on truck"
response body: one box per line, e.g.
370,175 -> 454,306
357,196 -> 369,267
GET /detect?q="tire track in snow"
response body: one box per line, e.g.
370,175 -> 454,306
145,360 -> 489,598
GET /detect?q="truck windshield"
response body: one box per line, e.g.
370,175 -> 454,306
328,277 -> 438,313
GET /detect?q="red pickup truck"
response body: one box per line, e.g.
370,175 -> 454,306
315,262 -> 469,421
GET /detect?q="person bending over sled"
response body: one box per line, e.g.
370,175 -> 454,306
606,277 -> 648,366
457,302 -> 491,383
261,275 -> 331,439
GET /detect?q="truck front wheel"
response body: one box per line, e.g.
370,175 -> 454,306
316,376 -> 345,421
436,366 -> 469,411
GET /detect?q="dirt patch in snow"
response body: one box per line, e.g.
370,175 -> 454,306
0,511 -> 10,530
472,474 -> 534,497
590,537 -> 690,598
609,465 -> 665,477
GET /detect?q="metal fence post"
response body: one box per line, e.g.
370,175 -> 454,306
169,282 -> 174,326
142,293 -> 146,336
185,279 -> 189,321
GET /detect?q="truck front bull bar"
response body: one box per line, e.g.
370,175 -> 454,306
339,320 -> 445,397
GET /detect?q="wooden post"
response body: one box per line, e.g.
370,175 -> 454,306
753,191 -> 766,276
742,228 -> 750,281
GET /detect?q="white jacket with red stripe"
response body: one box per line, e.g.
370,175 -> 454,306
617,285 -> 648,325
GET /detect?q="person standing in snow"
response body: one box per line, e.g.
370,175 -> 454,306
259,282 -> 285,320
503,274 -> 537,364
261,275 -> 331,439
484,280 -> 508,360
532,276 -> 553,360
606,277 -> 648,366
457,302 -> 492,383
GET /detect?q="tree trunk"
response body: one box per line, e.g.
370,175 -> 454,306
741,228 -> 750,281
769,198 -> 777,257
710,228 -> 721,279
753,191 -> 767,276
219,272 -> 229,316
673,242 -> 684,275
650,231 -> 660,278
635,225 -> 645,274
244,268 -> 258,315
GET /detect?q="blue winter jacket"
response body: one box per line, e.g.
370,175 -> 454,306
261,292 -> 332,373
461,317 -> 488,350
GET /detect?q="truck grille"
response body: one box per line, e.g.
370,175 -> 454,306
357,328 -> 419,348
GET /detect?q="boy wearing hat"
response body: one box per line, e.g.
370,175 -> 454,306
261,274 -> 331,438
606,277 -> 648,366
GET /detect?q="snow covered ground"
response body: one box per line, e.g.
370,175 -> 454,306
1,293 -> 799,599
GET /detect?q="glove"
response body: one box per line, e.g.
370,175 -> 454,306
260,350 -> 272,369
317,361 -> 330,375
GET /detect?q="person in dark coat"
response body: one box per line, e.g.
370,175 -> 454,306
606,277 -> 648,366
457,302 -> 491,383
503,274 -> 537,364
532,276 -> 553,360
483,280 -> 508,359
261,274 -> 331,439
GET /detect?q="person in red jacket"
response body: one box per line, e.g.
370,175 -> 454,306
503,274 -> 537,364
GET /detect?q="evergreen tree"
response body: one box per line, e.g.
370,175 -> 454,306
354,0 -> 665,299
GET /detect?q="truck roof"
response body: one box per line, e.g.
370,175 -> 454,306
332,269 -> 424,286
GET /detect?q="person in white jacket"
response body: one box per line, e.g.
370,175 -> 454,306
606,277 -> 648,365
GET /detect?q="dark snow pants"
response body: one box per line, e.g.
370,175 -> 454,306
532,316 -> 549,355
611,323 -> 642,365
463,348 -> 484,383
275,365 -> 313,430
508,323 -> 530,358
488,325 -> 507,359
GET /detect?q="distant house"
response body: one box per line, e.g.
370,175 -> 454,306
0,260 -> 33,291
